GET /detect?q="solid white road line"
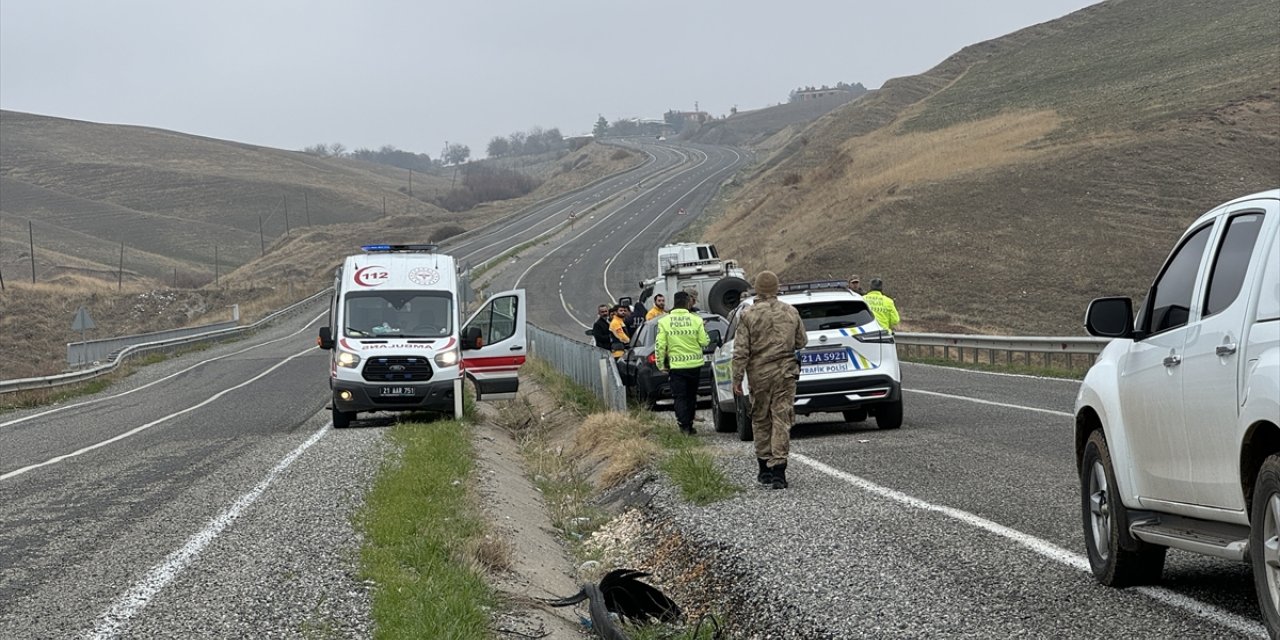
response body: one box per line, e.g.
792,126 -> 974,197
87,421 -> 331,640
905,388 -> 1073,417
1,346 -> 317,481
1,311 -> 327,430
792,454 -> 1268,638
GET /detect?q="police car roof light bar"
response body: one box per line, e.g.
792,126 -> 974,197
361,243 -> 440,253
779,280 -> 850,294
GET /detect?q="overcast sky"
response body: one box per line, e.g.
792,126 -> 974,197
1,0 -> 1099,158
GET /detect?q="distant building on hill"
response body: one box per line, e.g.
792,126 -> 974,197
789,82 -> 868,103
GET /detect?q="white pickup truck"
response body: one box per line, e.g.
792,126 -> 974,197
1074,189 -> 1279,635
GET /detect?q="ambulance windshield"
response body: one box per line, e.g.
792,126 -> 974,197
343,291 -> 453,338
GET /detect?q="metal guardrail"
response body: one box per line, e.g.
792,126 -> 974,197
68,320 -> 239,367
527,323 -> 627,412
894,332 -> 1111,371
0,289 -> 332,395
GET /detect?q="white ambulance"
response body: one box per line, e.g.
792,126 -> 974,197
316,243 -> 527,427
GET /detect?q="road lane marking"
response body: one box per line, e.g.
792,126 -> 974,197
1,347 -> 318,481
905,388 -> 1073,417
792,453 -> 1267,638
88,421 -> 331,640
1,311 -> 327,430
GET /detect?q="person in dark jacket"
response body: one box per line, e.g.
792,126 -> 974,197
591,304 -> 613,350
628,299 -> 648,336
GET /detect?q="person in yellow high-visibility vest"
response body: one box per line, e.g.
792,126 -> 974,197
645,294 -> 667,321
655,291 -> 708,435
863,277 -> 900,333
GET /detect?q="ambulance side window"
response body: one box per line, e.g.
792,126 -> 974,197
470,295 -> 519,345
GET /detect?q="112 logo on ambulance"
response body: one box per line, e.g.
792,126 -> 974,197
354,265 -> 390,287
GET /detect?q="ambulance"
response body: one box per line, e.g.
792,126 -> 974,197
316,243 -> 527,427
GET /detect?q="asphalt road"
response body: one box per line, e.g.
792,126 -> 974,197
0,137 -> 1264,639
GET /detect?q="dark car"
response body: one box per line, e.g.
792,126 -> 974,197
618,312 -> 727,410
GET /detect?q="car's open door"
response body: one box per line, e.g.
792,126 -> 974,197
461,289 -> 527,400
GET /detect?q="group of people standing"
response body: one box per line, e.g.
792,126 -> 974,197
585,272 -> 901,492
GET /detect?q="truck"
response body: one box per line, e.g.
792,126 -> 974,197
1074,189 -> 1279,635
637,242 -> 750,318
316,243 -> 528,426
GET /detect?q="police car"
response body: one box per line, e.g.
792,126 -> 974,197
709,280 -> 903,440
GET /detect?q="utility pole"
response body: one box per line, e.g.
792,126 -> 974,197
118,242 -> 124,290
283,195 -> 291,237
304,191 -> 311,226
258,214 -> 266,256
28,221 -> 35,284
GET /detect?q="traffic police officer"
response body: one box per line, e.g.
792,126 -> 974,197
731,271 -> 808,489
863,277 -> 901,333
655,291 -> 708,435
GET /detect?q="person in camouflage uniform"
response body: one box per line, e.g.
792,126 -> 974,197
731,271 -> 808,489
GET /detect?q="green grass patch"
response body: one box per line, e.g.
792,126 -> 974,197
661,449 -> 741,505
358,418 -> 493,640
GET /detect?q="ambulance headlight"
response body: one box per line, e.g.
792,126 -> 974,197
434,347 -> 460,368
336,350 -> 362,368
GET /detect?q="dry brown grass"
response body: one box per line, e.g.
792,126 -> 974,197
464,534 -> 514,573
705,0 -> 1279,336
571,413 -> 662,488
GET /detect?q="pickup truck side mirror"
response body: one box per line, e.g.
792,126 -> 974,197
461,326 -> 484,350
1084,297 -> 1135,339
317,326 -> 334,350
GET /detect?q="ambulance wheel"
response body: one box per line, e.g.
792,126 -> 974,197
333,407 -> 355,429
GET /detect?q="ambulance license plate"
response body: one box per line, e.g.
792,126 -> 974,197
379,387 -> 415,397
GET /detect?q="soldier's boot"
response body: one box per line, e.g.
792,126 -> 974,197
769,462 -> 788,490
756,458 -> 772,485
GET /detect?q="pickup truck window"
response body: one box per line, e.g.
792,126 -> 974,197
1204,212 -> 1265,317
1141,222 -> 1213,335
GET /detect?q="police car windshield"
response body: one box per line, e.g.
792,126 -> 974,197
344,290 -> 453,338
795,300 -> 876,331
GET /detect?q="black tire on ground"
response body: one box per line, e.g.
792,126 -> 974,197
708,276 -> 751,317
332,407 -> 354,429
843,409 -> 868,424
735,394 -> 753,441
1080,430 -> 1166,586
874,399 -> 903,430
712,398 -> 735,433
1251,454 -> 1280,638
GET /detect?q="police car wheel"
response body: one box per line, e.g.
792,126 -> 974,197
734,395 -> 753,441
842,409 -> 867,424
712,399 -> 734,433
874,399 -> 903,430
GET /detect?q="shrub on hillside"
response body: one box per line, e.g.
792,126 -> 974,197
433,224 -> 466,241
610,149 -> 631,161
433,164 -> 540,212
782,172 -> 802,186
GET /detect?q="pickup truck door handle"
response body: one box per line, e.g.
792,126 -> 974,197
1163,354 -> 1182,368
1216,343 -> 1238,356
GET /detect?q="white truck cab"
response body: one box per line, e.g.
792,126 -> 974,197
639,242 -> 750,318
1074,189 -> 1279,634
317,243 -> 527,427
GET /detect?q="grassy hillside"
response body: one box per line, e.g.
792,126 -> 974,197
690,90 -> 866,147
0,113 -> 641,378
707,0 -> 1279,335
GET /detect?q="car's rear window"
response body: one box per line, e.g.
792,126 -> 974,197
795,300 -> 876,331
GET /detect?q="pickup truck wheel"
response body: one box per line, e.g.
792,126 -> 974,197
712,399 -> 735,433
874,399 -> 903,430
1081,430 -> 1166,586
1250,455 -> 1280,637
332,407 -> 354,429
735,394 -> 753,441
